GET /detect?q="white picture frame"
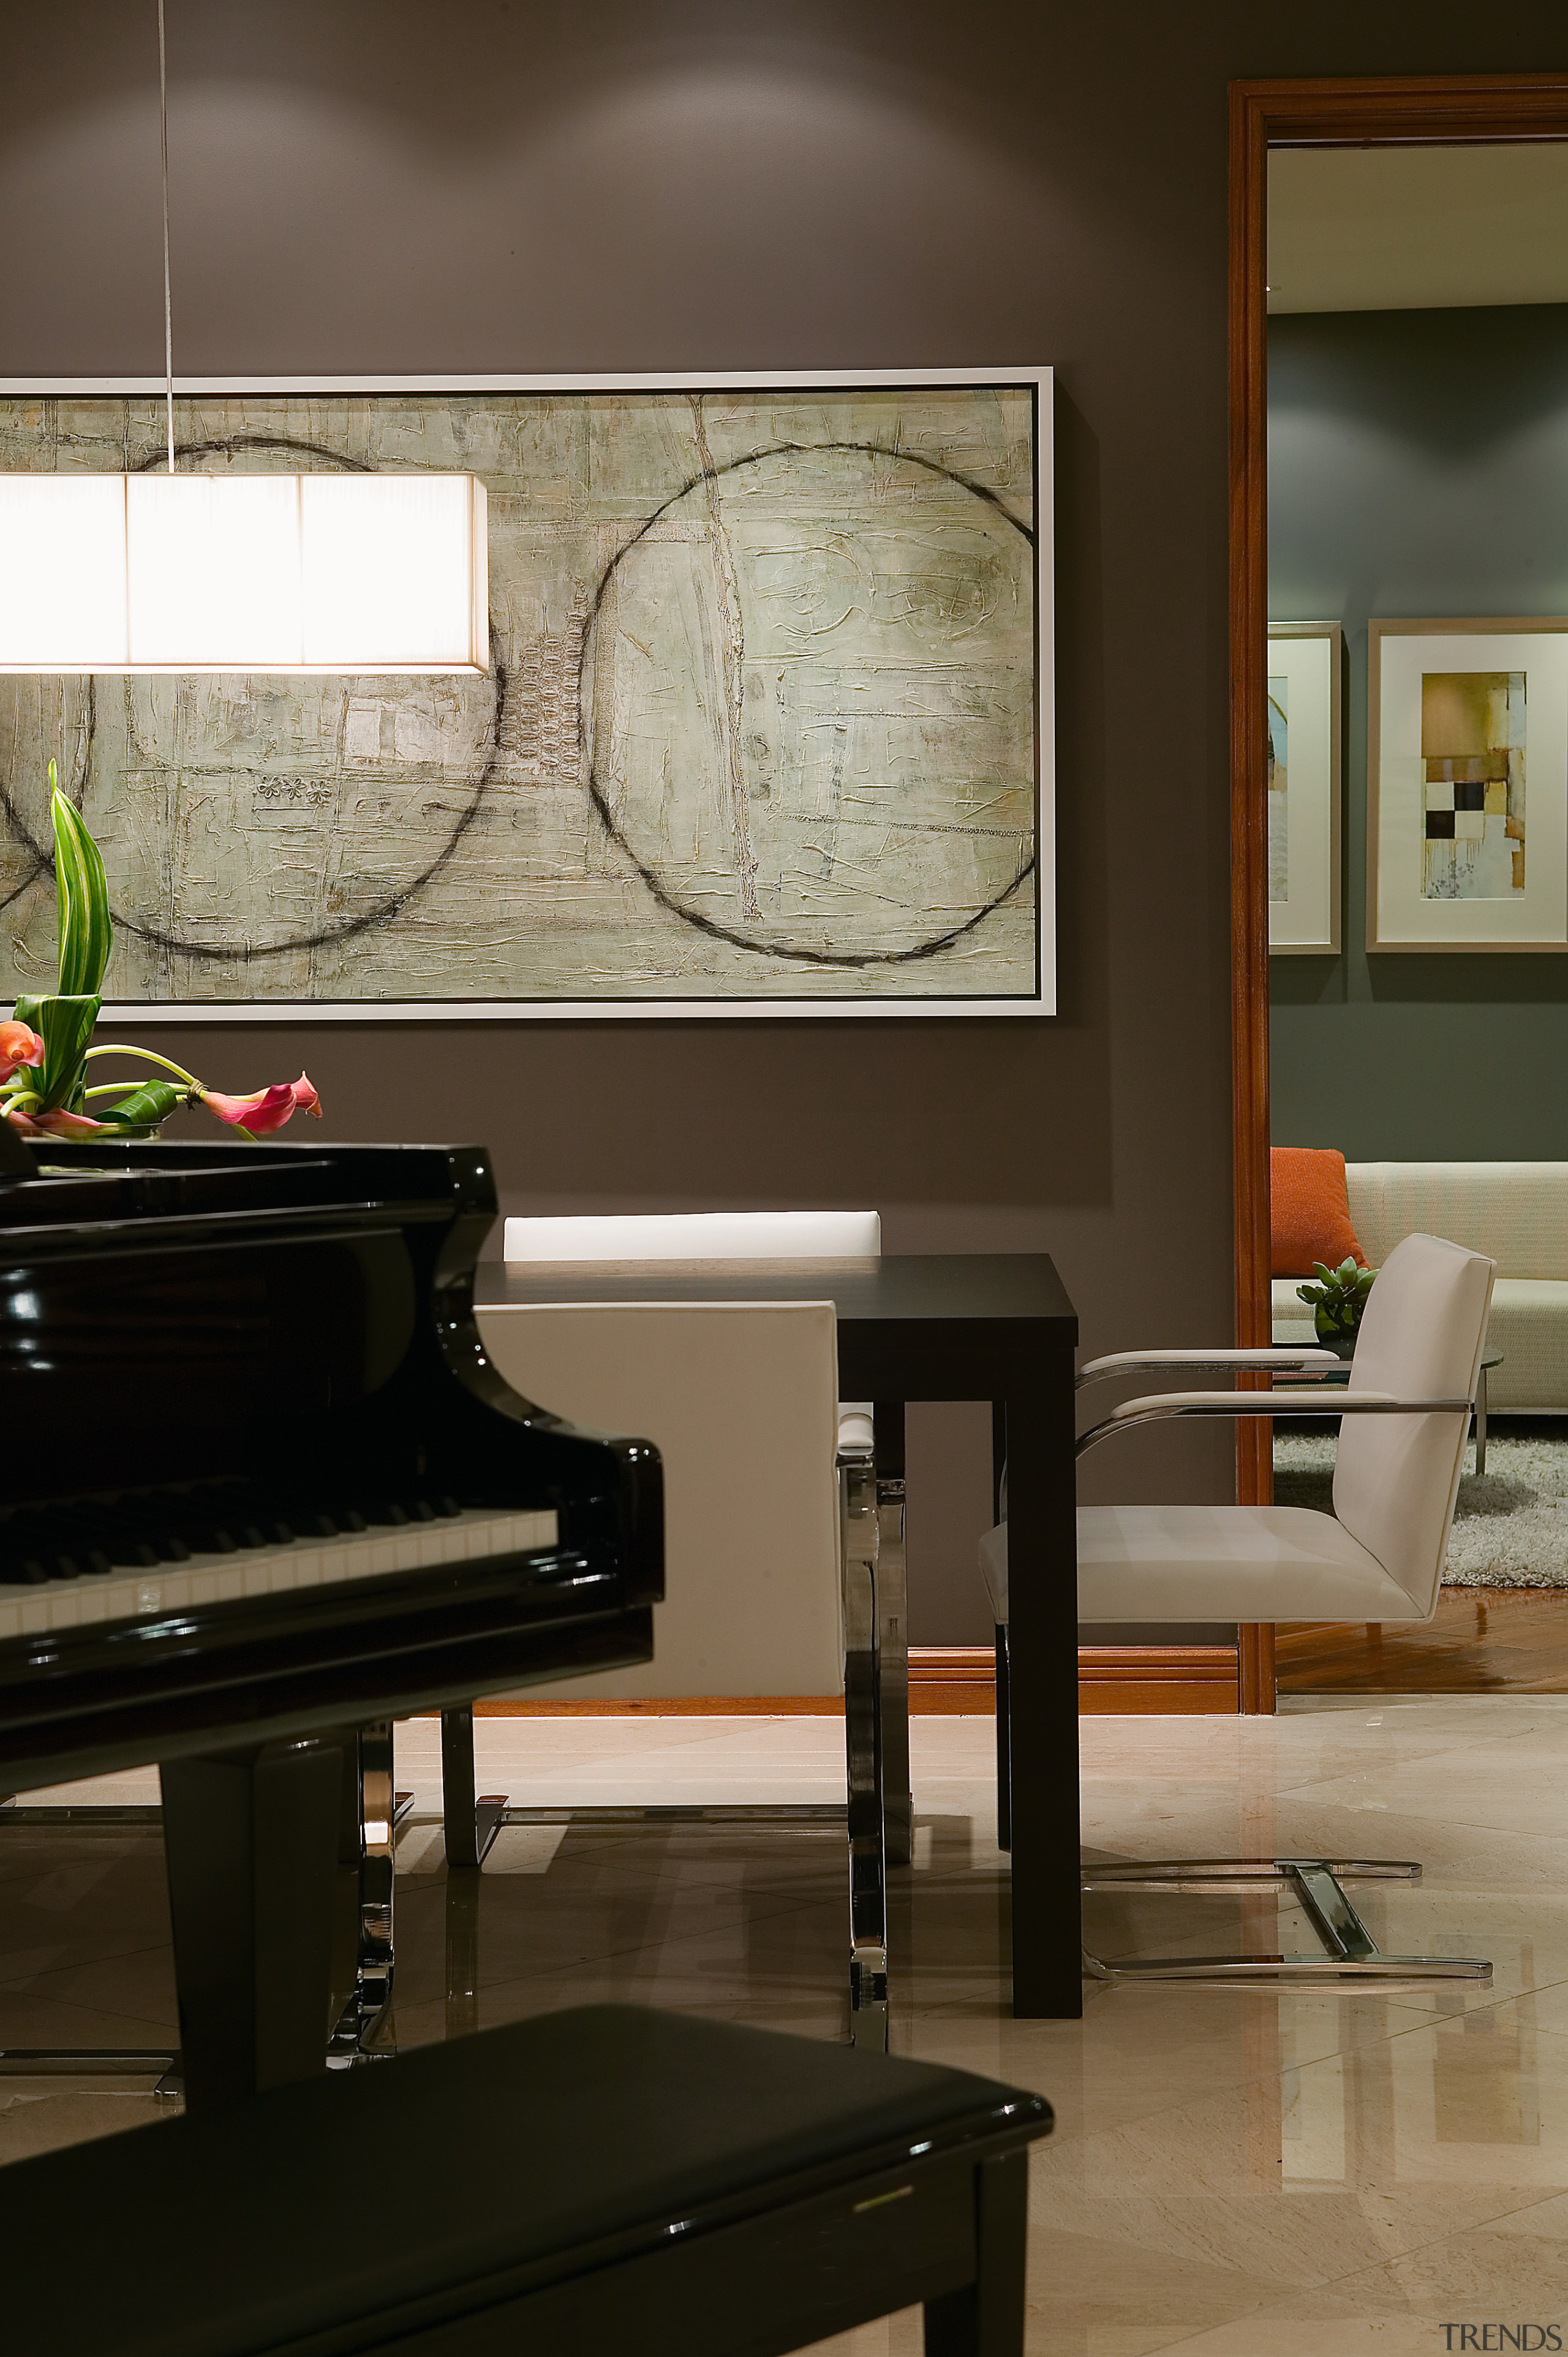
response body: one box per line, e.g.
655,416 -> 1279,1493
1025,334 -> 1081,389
1267,621 -> 1341,954
1369,617 -> 1568,953
0,370 -> 1053,1024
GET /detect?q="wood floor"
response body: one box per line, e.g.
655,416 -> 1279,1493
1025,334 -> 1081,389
1276,1586 -> 1568,1694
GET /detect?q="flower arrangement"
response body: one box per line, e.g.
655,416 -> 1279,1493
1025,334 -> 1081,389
1,763 -> 320,1144
1296,1255 -> 1376,1357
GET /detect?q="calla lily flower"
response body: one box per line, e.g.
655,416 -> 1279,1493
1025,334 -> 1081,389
197,1073 -> 321,1134
6,1106 -> 108,1139
0,1021 -> 44,1084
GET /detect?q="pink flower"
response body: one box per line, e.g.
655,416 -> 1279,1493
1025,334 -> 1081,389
0,1021 -> 44,1084
6,1106 -> 108,1138
197,1072 -> 322,1134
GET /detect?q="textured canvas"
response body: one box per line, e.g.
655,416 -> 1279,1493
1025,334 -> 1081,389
0,381 -> 1046,1014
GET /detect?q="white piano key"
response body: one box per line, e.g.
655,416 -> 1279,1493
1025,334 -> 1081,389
0,1506 -> 559,1643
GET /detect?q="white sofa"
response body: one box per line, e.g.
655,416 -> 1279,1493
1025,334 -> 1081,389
1273,1161 -> 1568,1414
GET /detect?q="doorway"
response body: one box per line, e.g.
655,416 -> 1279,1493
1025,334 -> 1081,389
1231,76 -> 1568,1705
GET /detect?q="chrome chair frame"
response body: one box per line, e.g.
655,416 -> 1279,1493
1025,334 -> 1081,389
1068,1355 -> 1491,1986
431,1437 -> 905,2050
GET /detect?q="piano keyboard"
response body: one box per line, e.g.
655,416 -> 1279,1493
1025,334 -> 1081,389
0,1505 -> 559,1643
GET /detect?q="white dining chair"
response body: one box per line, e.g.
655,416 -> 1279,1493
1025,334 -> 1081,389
441,1209 -> 901,2041
979,1231 -> 1496,1983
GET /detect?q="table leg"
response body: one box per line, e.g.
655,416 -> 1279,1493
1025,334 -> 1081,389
1002,1361 -> 1082,2018
873,1400 -> 911,1870
990,1405 -> 1010,1852
1475,1364 -> 1488,1476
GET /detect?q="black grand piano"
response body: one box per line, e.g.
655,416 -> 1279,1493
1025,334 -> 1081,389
0,1129 -> 662,2114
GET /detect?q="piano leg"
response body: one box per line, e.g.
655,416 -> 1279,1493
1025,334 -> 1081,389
159,1736 -> 343,2119
327,1721 -> 405,2065
440,1705 -> 507,1870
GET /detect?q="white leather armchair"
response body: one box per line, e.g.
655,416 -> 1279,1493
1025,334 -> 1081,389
980,1231 -> 1497,1984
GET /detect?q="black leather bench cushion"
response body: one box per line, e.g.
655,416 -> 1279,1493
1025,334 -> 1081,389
8,2005 -> 1049,2357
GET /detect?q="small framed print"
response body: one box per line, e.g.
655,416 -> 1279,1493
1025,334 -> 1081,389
1268,622 -> 1341,954
1368,617 -> 1568,952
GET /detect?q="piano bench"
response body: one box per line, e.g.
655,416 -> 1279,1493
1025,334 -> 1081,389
9,2005 -> 1052,2357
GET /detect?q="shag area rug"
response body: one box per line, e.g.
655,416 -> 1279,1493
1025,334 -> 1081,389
1273,1423 -> 1568,1588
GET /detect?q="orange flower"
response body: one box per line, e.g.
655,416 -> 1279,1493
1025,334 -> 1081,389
0,1020 -> 44,1084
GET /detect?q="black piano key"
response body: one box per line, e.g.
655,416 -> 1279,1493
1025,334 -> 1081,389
2,1476 -> 499,1588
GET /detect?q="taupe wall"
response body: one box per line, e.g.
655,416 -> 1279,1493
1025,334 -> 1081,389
6,2 -> 1564,1639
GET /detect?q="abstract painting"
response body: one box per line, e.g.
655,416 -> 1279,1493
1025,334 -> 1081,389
0,374 -> 1050,1018
1370,620 -> 1568,952
1267,622 -> 1340,954
1420,669 -> 1525,900
1267,672 -> 1289,904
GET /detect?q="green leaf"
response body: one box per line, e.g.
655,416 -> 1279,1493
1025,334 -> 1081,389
16,992 -> 101,1111
51,775 -> 113,999
92,1077 -> 186,1133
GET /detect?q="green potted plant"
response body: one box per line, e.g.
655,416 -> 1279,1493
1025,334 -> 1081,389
1296,1256 -> 1376,1358
1,762 -> 319,1143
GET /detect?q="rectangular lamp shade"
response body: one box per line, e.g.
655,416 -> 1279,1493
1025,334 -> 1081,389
0,472 -> 488,673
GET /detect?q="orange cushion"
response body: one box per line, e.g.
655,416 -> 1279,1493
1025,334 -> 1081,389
1271,1147 -> 1368,1277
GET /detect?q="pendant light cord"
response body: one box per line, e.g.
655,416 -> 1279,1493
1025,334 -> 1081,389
157,0 -> 175,475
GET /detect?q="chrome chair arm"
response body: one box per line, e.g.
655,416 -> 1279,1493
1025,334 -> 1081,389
1076,1346 -> 1340,1390
1076,1389 -> 1472,1457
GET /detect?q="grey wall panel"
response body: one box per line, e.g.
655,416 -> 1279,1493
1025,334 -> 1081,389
1271,302 -> 1568,1162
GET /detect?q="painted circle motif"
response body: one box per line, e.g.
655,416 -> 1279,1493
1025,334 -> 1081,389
578,440 -> 1036,967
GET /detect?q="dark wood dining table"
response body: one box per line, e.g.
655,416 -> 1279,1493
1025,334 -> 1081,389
476,1252 -> 1082,2019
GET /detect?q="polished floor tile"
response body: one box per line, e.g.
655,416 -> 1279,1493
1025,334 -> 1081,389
4,1699 -> 1568,2355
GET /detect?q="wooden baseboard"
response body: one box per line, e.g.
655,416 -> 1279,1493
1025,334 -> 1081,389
475,1643 -> 1241,1717
1077,1645 -> 1239,1715
908,1647 -> 997,1713
475,1694 -> 843,1716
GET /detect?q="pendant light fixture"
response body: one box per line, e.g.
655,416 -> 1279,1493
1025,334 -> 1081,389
0,4 -> 488,676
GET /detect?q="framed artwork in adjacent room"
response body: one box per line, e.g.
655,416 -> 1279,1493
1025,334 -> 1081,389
1368,616 -> 1568,952
1266,620 -> 1341,954
0,371 -> 1052,1021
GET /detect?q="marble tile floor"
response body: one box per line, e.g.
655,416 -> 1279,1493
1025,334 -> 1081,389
2,1697 -> 1567,2354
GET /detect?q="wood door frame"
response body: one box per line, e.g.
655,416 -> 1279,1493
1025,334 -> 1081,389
1228,72 -> 1568,1713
